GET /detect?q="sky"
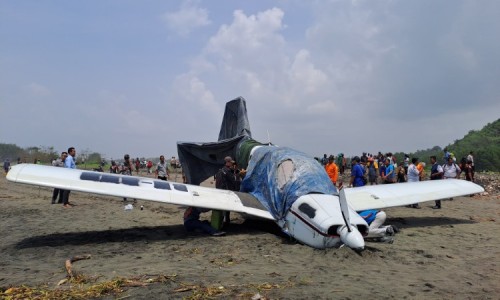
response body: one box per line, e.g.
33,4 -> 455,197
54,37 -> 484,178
1,0 -> 499,160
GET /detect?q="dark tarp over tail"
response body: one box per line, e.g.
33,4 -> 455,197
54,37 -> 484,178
218,97 -> 252,141
177,136 -> 248,186
177,97 -> 256,186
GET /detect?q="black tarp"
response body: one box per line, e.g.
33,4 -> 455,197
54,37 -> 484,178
218,97 -> 252,141
177,97 -> 252,185
177,136 -> 248,186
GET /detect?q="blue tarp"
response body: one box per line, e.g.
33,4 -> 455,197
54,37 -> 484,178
241,146 -> 338,220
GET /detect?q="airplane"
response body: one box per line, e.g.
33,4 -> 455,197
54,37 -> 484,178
6,97 -> 484,251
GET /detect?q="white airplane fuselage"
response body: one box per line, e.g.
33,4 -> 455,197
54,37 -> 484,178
281,194 -> 368,250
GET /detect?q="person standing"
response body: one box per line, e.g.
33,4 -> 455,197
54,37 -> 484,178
467,151 -> 475,182
121,154 -> 134,202
396,164 -> 406,183
407,158 -> 420,183
443,148 -> 451,164
443,156 -> 461,179
62,147 -> 76,208
403,154 -> 410,175
214,156 -> 246,228
367,157 -> 378,185
463,161 -> 473,182
349,156 -> 365,187
51,151 -> 68,204
135,157 -> 141,175
155,155 -> 169,181
381,158 -> 395,184
430,156 -> 444,209
336,153 -> 345,175
417,162 -> 426,181
407,157 -> 421,208
3,158 -> 10,174
325,155 -> 339,187
442,156 -> 461,203
320,154 -> 328,166
120,154 -> 133,176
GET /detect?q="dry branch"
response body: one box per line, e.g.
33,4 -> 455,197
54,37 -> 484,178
65,254 -> 91,278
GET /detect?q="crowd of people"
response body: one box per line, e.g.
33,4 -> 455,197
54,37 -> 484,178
319,150 -> 475,192
318,149 -> 476,241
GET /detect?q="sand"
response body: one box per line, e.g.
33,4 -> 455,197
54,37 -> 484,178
0,170 -> 498,299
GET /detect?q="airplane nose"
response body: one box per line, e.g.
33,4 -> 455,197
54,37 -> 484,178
338,225 -> 365,251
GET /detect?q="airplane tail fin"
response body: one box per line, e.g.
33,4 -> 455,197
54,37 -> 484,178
177,97 -> 255,186
218,96 -> 252,141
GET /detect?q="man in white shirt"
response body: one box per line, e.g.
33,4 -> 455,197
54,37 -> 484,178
443,156 -> 461,179
407,157 -> 421,208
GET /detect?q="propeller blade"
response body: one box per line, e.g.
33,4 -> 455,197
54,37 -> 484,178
339,187 -> 352,232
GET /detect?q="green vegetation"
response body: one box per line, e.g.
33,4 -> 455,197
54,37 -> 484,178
0,144 -> 102,167
394,119 -> 499,171
0,144 -> 58,164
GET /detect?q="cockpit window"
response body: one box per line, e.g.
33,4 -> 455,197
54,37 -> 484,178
276,159 -> 294,189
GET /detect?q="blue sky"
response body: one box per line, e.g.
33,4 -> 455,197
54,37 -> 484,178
1,0 -> 499,160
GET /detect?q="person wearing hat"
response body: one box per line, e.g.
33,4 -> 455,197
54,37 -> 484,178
215,156 -> 244,190
325,155 -> 339,187
213,156 -> 246,229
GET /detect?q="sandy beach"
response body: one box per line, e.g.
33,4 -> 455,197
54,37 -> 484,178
0,170 -> 498,299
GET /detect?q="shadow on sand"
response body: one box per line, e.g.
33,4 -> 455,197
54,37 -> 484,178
388,216 -> 476,229
15,219 -> 285,249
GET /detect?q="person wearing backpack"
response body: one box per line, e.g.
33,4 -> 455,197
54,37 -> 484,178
443,156 -> 461,179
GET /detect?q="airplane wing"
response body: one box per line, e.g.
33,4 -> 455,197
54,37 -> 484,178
344,179 -> 484,211
6,164 -> 274,220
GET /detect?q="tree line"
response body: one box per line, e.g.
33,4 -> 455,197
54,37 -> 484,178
0,143 -> 102,165
394,119 -> 499,172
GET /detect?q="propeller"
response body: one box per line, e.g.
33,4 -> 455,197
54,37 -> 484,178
337,187 -> 365,251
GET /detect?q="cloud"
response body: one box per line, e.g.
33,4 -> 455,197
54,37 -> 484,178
172,73 -> 218,114
162,0 -> 211,37
289,49 -> 328,95
195,8 -> 333,111
27,83 -> 51,97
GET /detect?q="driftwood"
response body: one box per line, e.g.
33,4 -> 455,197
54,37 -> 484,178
65,254 -> 91,278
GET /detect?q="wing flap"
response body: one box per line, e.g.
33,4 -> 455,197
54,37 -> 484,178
344,180 -> 484,211
7,164 -> 274,220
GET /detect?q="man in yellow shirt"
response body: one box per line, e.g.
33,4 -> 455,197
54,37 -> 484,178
325,155 -> 339,187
